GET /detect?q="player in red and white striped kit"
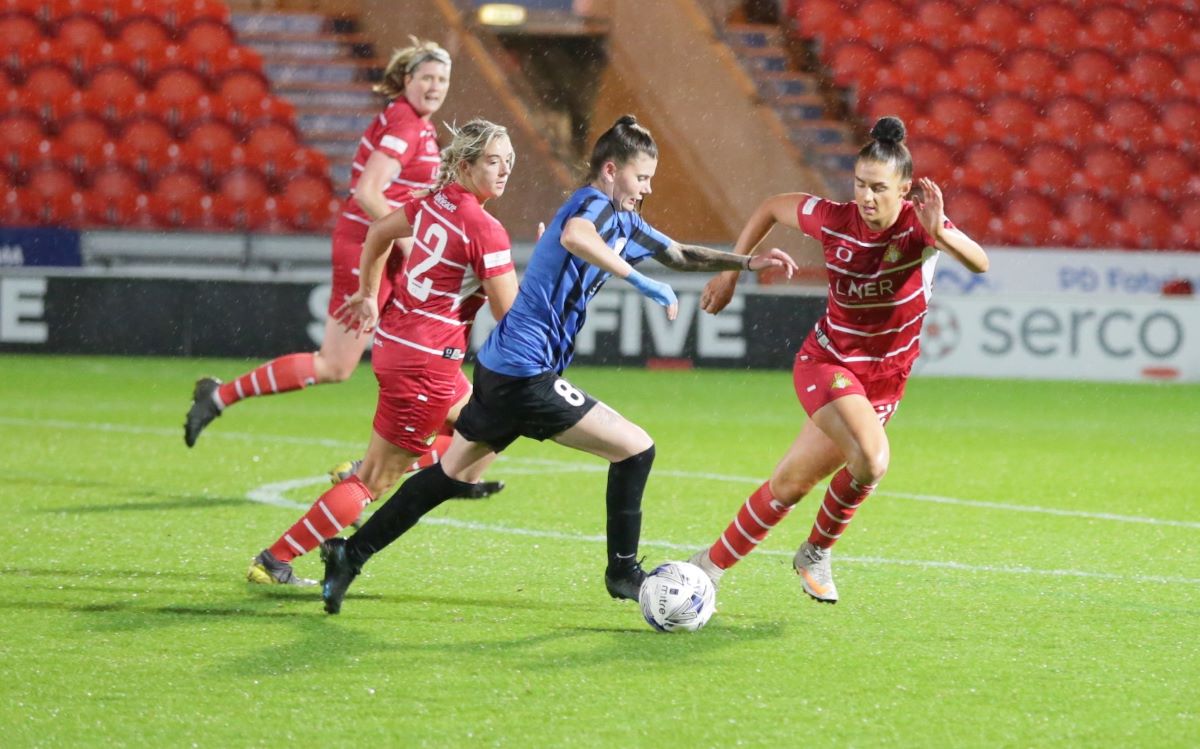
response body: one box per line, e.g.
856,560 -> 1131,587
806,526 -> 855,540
184,39 -> 453,453
246,119 -> 519,585
689,117 -> 989,603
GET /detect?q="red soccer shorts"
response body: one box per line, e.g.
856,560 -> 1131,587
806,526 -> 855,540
371,351 -> 470,453
328,216 -> 396,317
793,348 -> 909,427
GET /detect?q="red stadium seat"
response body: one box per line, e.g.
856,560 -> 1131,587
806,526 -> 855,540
1123,52 -> 1182,102
181,18 -> 233,55
84,64 -> 144,123
163,0 -> 231,31
1058,193 -> 1119,248
999,49 -> 1061,99
918,92 -> 979,147
1026,4 -> 1083,54
216,67 -> 270,110
25,162 -> 79,199
53,114 -> 117,174
116,15 -> 171,55
981,94 -> 1039,149
83,164 -> 144,226
1080,144 -> 1135,196
181,118 -> 243,177
860,88 -> 923,129
1134,149 -> 1197,200
1158,99 -> 1198,148
148,167 -> 209,227
1102,98 -> 1158,150
793,0 -> 854,41
827,40 -> 885,89
280,173 -> 336,231
1182,53 -> 1200,99
944,188 -> 996,239
970,2 -> 1024,52
55,14 -> 108,49
217,166 -> 269,205
945,46 -> 1001,100
1118,196 -> 1175,249
1062,48 -> 1123,102
853,0 -> 908,46
906,137 -> 956,184
1,109 -> 44,171
956,140 -> 1019,197
115,115 -> 179,176
880,43 -> 943,95
283,147 -> 330,180
0,12 -> 42,72
910,0 -> 967,48
1176,203 -> 1200,251
22,60 -> 75,101
1082,5 -> 1138,58
1017,143 -> 1078,197
1000,192 -> 1058,245
1038,95 -> 1100,147
244,119 -> 300,164
146,66 -> 209,128
1139,5 -> 1194,53
202,44 -> 262,79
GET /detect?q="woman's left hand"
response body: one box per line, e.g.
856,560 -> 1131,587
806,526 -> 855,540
911,177 -> 945,239
748,248 -> 798,279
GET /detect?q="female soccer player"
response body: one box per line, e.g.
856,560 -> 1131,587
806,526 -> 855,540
246,119 -> 519,586
318,114 -> 799,613
688,116 -> 989,603
185,39 -> 454,448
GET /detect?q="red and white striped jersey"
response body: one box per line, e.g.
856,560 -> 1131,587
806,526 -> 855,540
797,195 -> 952,375
375,182 -> 515,370
341,97 -> 441,227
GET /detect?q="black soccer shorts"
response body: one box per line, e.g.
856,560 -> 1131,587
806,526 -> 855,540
455,363 -> 598,452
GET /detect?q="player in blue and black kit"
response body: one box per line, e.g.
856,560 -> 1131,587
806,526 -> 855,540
320,115 -> 797,614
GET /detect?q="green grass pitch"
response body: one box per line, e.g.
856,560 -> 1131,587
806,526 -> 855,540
1,354 -> 1197,747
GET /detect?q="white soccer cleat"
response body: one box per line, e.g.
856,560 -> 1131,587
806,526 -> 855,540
687,548 -> 725,589
793,541 -> 838,604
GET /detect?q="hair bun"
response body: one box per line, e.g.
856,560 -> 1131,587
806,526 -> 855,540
615,114 -> 639,128
871,116 -> 906,145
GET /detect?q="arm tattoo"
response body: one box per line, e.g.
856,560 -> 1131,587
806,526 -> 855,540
656,242 -> 751,272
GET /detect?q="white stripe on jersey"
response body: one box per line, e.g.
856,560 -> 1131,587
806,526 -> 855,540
826,256 -> 926,280
341,213 -> 371,226
413,236 -> 468,270
360,136 -> 374,151
822,226 -> 915,248
380,134 -> 409,154
423,201 -> 468,241
374,325 -> 465,358
818,327 -> 923,363
483,249 -> 511,269
351,162 -> 364,172
829,284 -> 926,309
825,309 -> 927,338
416,155 -> 441,163
391,176 -> 434,189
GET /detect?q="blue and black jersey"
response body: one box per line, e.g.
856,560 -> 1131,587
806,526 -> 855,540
477,186 -> 673,377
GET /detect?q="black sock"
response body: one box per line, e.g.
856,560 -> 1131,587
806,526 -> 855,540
345,463 -> 474,567
605,444 -> 655,573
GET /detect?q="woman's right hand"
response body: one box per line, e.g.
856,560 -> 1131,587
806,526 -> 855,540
334,290 -> 379,336
700,271 -> 739,314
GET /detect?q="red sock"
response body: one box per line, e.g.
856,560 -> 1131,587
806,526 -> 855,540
808,467 -> 875,549
407,433 -> 452,473
268,476 -> 373,563
708,481 -> 792,569
216,353 -> 317,409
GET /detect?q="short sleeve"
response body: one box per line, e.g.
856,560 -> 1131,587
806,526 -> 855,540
376,117 -> 424,166
571,194 -> 615,232
471,219 -> 514,280
624,215 -> 672,264
795,194 -> 830,239
403,198 -> 420,225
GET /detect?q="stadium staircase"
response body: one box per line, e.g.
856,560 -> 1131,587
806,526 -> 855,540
777,0 -> 1199,251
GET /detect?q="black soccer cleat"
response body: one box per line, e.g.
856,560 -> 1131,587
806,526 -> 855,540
604,561 -> 648,601
460,480 -> 505,500
184,377 -> 222,447
320,538 -> 360,615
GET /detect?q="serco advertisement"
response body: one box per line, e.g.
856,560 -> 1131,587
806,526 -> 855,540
915,295 -> 1200,382
932,248 -> 1200,297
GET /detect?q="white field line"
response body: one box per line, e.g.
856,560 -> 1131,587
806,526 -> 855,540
5,415 -> 1200,530
246,476 -> 1200,587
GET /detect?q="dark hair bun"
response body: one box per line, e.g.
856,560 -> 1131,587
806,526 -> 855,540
871,116 -> 906,145
615,114 -> 639,128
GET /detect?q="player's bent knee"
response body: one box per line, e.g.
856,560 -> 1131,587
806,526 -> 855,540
769,474 -> 817,505
848,447 -> 889,485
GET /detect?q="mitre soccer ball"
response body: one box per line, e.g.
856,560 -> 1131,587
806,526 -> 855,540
638,561 -> 716,633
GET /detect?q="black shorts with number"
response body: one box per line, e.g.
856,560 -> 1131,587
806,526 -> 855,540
455,363 -> 598,452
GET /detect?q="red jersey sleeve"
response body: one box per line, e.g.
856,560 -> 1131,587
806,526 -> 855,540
403,198 -> 420,225
470,220 -> 514,280
795,194 -> 832,239
376,117 -> 423,166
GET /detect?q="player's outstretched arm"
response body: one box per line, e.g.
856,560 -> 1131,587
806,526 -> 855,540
562,216 -> 680,319
702,193 -> 806,314
656,242 -> 797,277
912,177 -> 989,273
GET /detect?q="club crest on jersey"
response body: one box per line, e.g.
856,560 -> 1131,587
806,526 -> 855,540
831,372 -> 852,390
425,140 -> 438,154
884,243 -> 901,263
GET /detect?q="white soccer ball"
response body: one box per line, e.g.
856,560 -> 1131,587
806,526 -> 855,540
638,561 -> 716,633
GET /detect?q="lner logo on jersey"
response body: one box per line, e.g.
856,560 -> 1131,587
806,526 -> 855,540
831,372 -> 852,390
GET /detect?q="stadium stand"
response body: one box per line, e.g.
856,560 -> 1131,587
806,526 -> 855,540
1,0 -> 340,233
766,0 -> 1199,249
